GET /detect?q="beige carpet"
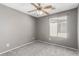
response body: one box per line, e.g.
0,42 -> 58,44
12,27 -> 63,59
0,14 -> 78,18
0,40 -> 78,56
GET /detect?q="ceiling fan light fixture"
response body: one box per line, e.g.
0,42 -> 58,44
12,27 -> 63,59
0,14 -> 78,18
29,3 -> 55,16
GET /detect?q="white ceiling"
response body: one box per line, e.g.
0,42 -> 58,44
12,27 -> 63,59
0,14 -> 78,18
2,3 -> 79,18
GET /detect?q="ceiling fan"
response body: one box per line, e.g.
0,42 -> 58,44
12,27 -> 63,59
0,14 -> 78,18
27,3 -> 55,15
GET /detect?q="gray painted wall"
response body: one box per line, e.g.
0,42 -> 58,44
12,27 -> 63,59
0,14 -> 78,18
78,5 -> 79,49
0,5 -> 36,53
36,8 -> 78,49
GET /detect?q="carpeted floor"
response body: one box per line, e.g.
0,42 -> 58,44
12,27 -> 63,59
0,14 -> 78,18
0,40 -> 78,56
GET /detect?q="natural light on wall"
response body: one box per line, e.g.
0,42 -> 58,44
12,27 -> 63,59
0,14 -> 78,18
49,16 -> 67,39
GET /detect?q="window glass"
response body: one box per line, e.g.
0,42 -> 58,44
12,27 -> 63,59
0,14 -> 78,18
50,16 -> 67,38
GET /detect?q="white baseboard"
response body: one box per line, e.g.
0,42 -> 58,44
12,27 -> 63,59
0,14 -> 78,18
37,40 -> 78,51
0,40 -> 35,55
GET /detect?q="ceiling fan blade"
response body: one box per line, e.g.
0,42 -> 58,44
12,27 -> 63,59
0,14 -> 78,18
41,10 -> 49,15
31,3 -> 38,8
27,9 -> 37,12
44,5 -> 55,9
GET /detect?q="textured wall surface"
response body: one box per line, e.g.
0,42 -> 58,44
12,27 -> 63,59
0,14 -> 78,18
0,4 -> 36,53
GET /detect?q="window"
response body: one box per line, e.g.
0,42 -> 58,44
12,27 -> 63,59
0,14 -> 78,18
50,16 -> 67,38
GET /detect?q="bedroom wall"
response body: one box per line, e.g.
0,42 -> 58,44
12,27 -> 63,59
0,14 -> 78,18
36,8 -> 78,49
78,5 -> 79,49
0,4 -> 36,53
